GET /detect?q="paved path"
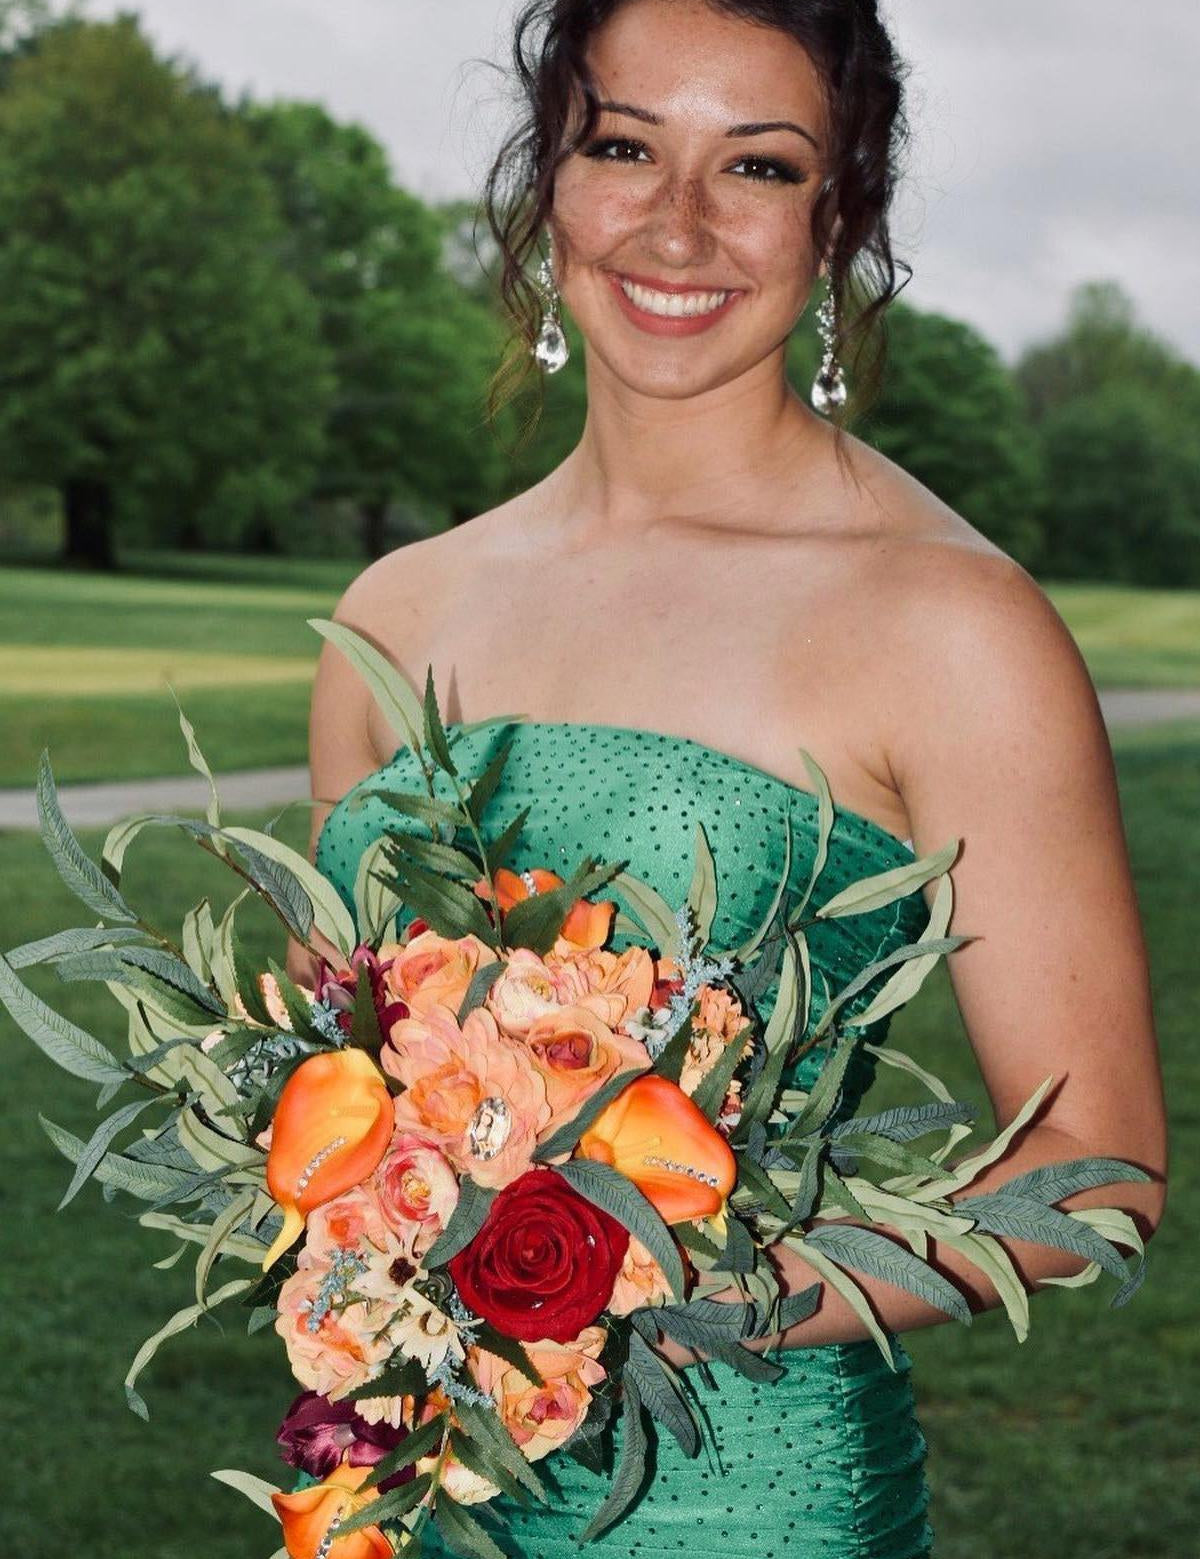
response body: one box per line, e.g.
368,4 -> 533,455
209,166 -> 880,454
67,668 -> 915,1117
3,688 -> 1198,832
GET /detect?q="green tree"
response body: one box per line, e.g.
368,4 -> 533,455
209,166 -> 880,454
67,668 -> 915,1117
243,102 -> 505,556
828,301 -> 1045,566
0,17 -> 331,567
1015,281 -> 1200,583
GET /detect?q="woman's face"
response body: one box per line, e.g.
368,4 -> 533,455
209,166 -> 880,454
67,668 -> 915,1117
549,0 -> 832,401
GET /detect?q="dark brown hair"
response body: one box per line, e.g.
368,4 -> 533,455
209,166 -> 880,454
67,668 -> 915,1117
480,0 -> 912,437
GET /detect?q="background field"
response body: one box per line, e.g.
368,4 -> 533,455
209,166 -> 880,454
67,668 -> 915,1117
3,557 -> 1200,788
1,717 -> 1194,1559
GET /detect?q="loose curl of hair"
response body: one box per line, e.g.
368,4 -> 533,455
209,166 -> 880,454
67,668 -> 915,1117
480,0 -> 912,444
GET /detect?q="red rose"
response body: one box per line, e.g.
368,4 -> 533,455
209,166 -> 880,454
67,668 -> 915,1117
449,1167 -> 629,1342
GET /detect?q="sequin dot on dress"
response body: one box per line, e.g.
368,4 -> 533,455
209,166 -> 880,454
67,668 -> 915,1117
313,719 -> 936,1559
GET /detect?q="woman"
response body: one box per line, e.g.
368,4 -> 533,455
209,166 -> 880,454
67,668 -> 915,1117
288,2 -> 1167,1554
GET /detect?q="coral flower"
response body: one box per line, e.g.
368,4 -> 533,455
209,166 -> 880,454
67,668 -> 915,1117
475,867 -> 615,950
263,1049 -> 396,1271
576,1073 -> 737,1228
271,1456 -> 393,1559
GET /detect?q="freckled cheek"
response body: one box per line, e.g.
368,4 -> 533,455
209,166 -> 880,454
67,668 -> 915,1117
552,178 -> 647,264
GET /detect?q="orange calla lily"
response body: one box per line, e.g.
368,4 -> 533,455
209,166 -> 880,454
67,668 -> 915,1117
576,1072 -> 737,1228
271,1457 -> 394,1559
263,1048 -> 395,1270
476,867 -> 615,949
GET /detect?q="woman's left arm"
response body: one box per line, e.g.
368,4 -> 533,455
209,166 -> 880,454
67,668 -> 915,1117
660,551 -> 1169,1362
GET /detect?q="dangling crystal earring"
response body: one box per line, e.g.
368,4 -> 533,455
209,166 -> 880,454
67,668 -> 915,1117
531,234 -> 569,374
810,284 -> 847,415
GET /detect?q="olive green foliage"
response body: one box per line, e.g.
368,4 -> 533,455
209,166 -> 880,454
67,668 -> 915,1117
0,16 -> 333,564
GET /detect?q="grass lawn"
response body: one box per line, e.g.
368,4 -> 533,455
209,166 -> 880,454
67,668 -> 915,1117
2,556 -> 1199,788
0,720 -> 1194,1558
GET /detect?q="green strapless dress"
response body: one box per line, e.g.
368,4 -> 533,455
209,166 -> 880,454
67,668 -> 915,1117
315,719 -> 935,1559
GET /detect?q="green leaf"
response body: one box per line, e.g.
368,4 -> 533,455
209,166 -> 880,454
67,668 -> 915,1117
343,1355 -> 428,1402
483,806 -> 531,879
780,1028 -> 860,1141
0,952 -> 127,1084
737,931 -> 806,1128
534,1067 -> 646,1162
209,1468 -> 282,1518
466,739 -> 514,825
195,1184 -> 258,1305
124,1276 -> 253,1419
952,1190 -> 1132,1279
626,1331 -> 701,1455
181,899 -> 216,986
791,1239 -> 896,1369
810,937 -> 965,1044
552,1158 -> 685,1300
386,830 -> 480,882
40,1115 -> 197,1200
221,826 -> 354,957
713,1212 -> 756,1274
168,687 -> 223,832
354,835 -> 405,945
339,1472 -> 432,1534
501,856 -> 627,956
813,840 -> 959,918
650,1007 -> 697,1086
804,1223 -> 973,1323
455,959 -> 505,1025
455,1397 -> 549,1501
832,1100 -> 976,1145
384,852 -> 496,945
655,1295 -> 756,1348
265,957 -> 323,1042
447,1426 -> 527,1503
56,1094 -> 167,1210
36,750 -> 137,922
685,821 -> 718,949
424,1177 -> 496,1268
847,873 -> 955,1027
5,925 -> 148,970
730,1152 -> 791,1220
433,1493 -> 507,1559
357,786 -> 463,829
468,1320 -> 545,1387
350,962 -> 382,1053
997,1155 -> 1151,1203
575,1374 -> 648,1544
309,618 -> 426,762
827,1130 -> 952,1181
611,871 -> 680,958
791,748 -> 835,920
356,1413 -> 449,1497
423,664 -> 459,777
733,809 -> 793,963
231,931 -> 275,1026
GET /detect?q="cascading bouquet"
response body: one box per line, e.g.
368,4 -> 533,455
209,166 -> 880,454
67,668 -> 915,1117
1,619 -> 1150,1559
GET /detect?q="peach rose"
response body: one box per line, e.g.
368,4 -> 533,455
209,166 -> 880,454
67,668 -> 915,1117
383,1003 -> 551,1188
522,1004 -> 651,1134
485,947 -> 563,1037
383,929 -> 495,1021
276,1252 -> 398,1402
303,1184 -> 393,1267
469,1325 -> 607,1463
608,1235 -> 674,1316
372,1128 -> 459,1259
546,945 -> 656,1025
678,982 -> 754,1097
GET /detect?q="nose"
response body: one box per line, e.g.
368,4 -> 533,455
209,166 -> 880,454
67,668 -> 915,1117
644,171 -> 717,268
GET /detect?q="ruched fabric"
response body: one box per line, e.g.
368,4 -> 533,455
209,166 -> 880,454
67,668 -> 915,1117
315,718 -> 936,1558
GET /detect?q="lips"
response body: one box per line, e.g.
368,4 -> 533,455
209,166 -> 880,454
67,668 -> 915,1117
603,268 -> 742,337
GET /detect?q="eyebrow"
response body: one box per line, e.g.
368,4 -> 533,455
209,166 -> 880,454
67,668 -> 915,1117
596,99 -> 820,152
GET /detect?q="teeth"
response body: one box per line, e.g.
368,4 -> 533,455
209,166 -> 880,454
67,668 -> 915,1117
620,278 -> 730,317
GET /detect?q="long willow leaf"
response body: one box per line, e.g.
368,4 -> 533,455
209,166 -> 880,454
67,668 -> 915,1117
124,1276 -> 253,1420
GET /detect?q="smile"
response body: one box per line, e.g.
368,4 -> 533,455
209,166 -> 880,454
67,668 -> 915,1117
604,270 -> 742,336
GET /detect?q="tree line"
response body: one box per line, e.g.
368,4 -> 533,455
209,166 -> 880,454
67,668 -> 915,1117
0,10 -> 1196,584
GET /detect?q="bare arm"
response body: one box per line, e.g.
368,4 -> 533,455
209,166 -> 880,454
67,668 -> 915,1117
662,552 -> 1168,1361
284,560 -> 400,988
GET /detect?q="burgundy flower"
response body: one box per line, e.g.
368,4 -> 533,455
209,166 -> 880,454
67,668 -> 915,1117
316,945 -> 409,1040
277,1389 -> 412,1493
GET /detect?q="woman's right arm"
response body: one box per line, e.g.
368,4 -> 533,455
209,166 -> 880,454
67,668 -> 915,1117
283,569 -> 392,989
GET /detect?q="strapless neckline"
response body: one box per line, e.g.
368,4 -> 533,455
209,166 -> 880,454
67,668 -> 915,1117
321,717 -> 915,862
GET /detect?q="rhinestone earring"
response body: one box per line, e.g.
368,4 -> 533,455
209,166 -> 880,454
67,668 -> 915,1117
810,285 -> 847,415
531,235 -> 569,374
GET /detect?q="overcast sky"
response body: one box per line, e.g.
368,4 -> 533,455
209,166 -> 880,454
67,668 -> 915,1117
77,0 -> 1199,364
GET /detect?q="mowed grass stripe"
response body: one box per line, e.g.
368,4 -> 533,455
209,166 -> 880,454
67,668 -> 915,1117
0,646 -> 314,697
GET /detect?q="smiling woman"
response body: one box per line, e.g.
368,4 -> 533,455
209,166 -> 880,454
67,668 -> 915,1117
290,2 -> 1167,1557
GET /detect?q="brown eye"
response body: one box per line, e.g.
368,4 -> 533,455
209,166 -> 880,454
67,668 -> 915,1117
582,136 -> 651,164
729,156 -> 804,185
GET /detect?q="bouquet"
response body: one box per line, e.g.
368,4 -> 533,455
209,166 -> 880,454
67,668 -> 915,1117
1,619 -> 1150,1559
